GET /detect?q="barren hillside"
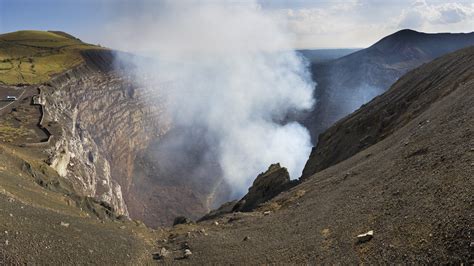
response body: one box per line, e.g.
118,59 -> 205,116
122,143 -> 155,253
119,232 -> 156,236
158,46 -> 473,264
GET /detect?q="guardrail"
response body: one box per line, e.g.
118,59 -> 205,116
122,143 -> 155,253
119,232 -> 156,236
19,87 -> 54,147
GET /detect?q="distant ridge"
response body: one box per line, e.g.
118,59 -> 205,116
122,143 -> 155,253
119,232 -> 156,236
301,29 -> 474,142
367,29 -> 474,60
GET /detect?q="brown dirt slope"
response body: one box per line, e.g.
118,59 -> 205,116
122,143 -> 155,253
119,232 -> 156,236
0,143 -> 160,264
159,46 -> 473,263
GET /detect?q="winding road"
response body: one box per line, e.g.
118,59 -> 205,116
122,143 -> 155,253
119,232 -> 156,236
0,88 -> 26,114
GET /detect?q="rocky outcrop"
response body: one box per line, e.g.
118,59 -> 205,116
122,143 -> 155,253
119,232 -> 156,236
233,163 -> 298,212
199,163 -> 297,220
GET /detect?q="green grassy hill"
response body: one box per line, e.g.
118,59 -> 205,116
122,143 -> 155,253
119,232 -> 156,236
0,30 -> 105,85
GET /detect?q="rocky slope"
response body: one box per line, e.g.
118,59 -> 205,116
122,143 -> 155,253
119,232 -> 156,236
302,29 -> 474,142
158,46 -> 473,263
302,43 -> 474,178
0,129 -> 160,264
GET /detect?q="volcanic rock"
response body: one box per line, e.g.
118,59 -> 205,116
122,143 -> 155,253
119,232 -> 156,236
152,247 -> 169,260
183,249 -> 192,258
357,230 -> 374,244
173,216 -> 192,226
232,163 -> 299,212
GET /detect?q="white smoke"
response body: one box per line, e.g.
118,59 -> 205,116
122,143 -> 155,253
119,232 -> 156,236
107,1 -> 316,196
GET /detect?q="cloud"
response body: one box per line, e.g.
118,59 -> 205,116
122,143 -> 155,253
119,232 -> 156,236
435,3 -> 472,23
91,0 -> 474,50
256,0 -> 474,49
265,0 -> 405,48
398,0 -> 474,29
107,1 -> 316,197
398,9 -> 425,28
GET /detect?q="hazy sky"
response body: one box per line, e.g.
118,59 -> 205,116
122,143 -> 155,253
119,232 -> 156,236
1,0 -> 473,49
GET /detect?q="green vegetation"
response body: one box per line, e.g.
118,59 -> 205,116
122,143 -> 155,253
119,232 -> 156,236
0,30 -> 106,85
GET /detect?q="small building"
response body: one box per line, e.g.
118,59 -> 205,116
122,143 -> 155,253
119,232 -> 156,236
6,96 -> 17,101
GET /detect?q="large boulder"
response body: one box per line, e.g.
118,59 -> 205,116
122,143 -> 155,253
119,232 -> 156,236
233,163 -> 298,212
198,163 -> 298,220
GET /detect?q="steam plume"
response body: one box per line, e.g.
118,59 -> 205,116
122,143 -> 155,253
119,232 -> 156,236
107,1 -> 316,197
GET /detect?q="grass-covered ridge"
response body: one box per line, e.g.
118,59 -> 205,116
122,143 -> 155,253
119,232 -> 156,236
0,30 -> 105,85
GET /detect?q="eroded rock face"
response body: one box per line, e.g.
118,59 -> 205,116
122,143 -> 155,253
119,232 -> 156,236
39,65 -> 168,217
28,53 -> 240,226
233,163 -> 298,212
36,61 -> 229,226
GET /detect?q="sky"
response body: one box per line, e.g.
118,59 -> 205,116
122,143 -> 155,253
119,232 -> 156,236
0,0 -> 473,49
